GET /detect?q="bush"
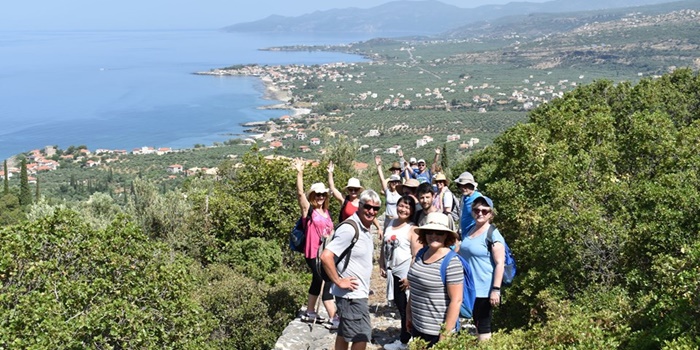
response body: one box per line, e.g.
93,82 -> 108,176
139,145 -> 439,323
0,210 -> 215,348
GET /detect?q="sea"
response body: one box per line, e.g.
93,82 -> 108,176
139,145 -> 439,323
0,29 -> 385,161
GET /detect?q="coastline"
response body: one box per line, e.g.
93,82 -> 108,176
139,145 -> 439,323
257,76 -> 311,118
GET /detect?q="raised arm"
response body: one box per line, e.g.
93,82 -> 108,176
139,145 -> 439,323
327,161 -> 344,203
293,158 -> 310,216
397,149 -> 406,173
432,147 -> 441,174
375,155 -> 388,193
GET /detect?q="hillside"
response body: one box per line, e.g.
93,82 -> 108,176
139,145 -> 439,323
222,0 -> 678,35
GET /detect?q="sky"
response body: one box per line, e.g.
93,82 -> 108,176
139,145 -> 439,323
0,0 -> 551,31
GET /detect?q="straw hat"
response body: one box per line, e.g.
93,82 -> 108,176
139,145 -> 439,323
432,173 -> 449,185
388,174 -> 402,182
306,182 -> 329,198
389,161 -> 402,171
344,177 -> 363,191
415,212 -> 458,241
403,178 -> 420,188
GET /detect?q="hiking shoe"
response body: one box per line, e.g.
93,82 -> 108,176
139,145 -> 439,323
383,340 -> 408,350
300,312 -> 326,323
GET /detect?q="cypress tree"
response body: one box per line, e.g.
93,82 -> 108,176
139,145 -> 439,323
35,176 -> 40,202
3,160 -> 8,195
19,159 -> 31,206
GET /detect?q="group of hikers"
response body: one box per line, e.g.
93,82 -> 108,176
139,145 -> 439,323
292,148 -> 507,350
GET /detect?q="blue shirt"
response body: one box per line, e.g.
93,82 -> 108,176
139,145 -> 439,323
458,225 -> 504,297
413,169 -> 432,184
460,191 -> 482,237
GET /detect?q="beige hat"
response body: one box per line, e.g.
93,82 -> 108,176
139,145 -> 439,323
454,171 -> 478,187
432,172 -> 449,185
388,174 -> 402,182
306,182 -> 329,198
415,212 -> 458,241
389,161 -> 402,171
403,178 -> 420,188
344,177 -> 363,191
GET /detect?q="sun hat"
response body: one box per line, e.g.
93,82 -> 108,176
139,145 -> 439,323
454,171 -> 478,187
389,161 -> 402,171
388,174 -> 402,182
409,157 -> 417,164
415,212 -> 458,241
432,172 -> 449,185
306,182 -> 329,198
403,178 -> 420,188
344,177 -> 363,191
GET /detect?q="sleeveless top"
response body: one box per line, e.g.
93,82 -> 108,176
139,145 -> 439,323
339,197 -> 359,222
383,220 -> 414,279
304,209 -> 333,259
384,189 -> 401,218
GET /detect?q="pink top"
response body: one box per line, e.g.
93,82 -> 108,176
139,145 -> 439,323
305,209 -> 334,259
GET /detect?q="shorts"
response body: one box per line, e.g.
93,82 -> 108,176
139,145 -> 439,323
336,297 -> 371,343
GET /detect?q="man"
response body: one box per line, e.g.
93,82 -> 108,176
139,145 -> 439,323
409,148 -> 441,184
321,189 -> 381,350
454,171 -> 482,238
414,183 -> 456,231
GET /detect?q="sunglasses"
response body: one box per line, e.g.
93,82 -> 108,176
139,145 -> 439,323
362,204 -> 381,212
314,192 -> 327,197
472,208 -> 491,216
425,230 -> 447,236
418,163 -> 426,166
347,187 -> 360,192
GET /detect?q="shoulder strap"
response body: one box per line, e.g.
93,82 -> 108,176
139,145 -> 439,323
338,196 -> 350,222
415,246 -> 429,262
439,250 -> 458,286
336,219 -> 360,272
304,206 -> 314,228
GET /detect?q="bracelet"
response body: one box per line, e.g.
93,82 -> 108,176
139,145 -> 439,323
491,286 -> 500,290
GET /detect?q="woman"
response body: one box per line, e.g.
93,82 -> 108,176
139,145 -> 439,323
432,173 -> 454,216
327,161 -> 363,222
458,196 -> 505,341
293,158 -> 337,325
406,212 -> 463,348
375,155 -> 403,225
379,196 -> 420,350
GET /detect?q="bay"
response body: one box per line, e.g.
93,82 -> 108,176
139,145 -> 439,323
0,30 -> 376,161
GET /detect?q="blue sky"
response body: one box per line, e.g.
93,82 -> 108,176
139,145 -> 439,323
1,0 -> 550,30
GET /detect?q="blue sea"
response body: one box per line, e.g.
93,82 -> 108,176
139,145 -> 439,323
0,30 -> 378,160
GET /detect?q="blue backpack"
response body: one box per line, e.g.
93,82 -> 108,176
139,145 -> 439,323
416,247 -> 477,329
487,225 -> 516,286
289,207 -> 314,253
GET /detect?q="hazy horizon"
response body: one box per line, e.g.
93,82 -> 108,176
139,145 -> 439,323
1,0 -> 551,31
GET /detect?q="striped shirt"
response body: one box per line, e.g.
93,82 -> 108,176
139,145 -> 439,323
407,253 -> 463,336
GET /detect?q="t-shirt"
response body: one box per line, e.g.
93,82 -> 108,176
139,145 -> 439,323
327,213 -> 374,299
304,209 -> 333,259
458,224 -> 504,297
413,169 -> 433,184
407,253 -> 463,336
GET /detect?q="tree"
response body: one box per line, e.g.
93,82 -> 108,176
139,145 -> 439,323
19,159 -> 31,206
453,68 -> 700,347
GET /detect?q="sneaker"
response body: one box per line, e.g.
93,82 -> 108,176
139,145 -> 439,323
384,339 -> 408,350
329,315 -> 340,330
300,312 -> 326,323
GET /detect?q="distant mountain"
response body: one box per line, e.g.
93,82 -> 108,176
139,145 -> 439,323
222,0 -> 678,35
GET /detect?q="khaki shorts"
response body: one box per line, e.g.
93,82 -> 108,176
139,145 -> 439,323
336,297 -> 371,343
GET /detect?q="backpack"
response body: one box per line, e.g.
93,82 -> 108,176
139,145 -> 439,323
316,219 -> 361,283
289,206 -> 314,253
486,225 -> 517,286
415,247 -> 477,329
447,191 -> 461,227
